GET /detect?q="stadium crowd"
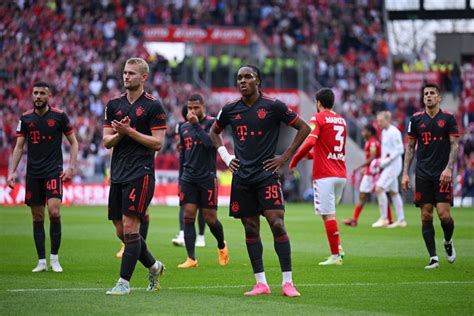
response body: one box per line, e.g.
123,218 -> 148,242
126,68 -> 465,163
0,0 -> 472,198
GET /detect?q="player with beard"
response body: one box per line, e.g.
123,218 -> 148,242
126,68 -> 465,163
402,83 -> 459,269
8,81 -> 79,273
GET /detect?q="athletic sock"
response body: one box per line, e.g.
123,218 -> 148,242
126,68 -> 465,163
245,236 -> 264,274
120,233 -> 141,281
197,209 -> 206,236
140,215 -> 150,240
441,217 -> 455,242
282,271 -> 292,285
138,237 -> 156,268
422,220 -> 437,257
324,219 -> 341,255
376,191 -> 388,219
208,220 -> 225,249
183,216 -> 196,260
49,216 -> 61,255
387,205 -> 393,224
33,221 -> 46,259
353,204 -> 363,221
273,233 -> 292,272
255,272 -> 267,285
392,193 -> 405,222
179,207 -> 184,231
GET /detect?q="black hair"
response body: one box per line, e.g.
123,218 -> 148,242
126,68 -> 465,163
364,124 -> 377,136
236,64 -> 262,87
422,83 -> 440,95
181,104 -> 188,120
33,81 -> 50,89
315,88 -> 335,109
188,94 -> 204,104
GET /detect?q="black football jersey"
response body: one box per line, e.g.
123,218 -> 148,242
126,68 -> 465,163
215,93 -> 298,182
16,106 -> 74,178
407,109 -> 459,179
104,92 -> 167,183
179,116 -> 216,182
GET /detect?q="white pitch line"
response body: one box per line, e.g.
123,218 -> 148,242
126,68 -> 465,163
7,281 -> 474,293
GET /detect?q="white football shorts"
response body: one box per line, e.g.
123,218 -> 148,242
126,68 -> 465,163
359,174 -> 375,193
313,177 -> 347,215
375,166 -> 401,193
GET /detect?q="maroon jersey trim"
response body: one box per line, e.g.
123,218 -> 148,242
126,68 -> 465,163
287,115 -> 299,126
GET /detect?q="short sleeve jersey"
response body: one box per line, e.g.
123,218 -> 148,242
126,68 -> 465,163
363,137 -> 381,175
179,116 -> 216,182
308,111 -> 347,180
215,93 -> 298,183
407,109 -> 459,179
104,92 -> 167,183
16,107 -> 74,178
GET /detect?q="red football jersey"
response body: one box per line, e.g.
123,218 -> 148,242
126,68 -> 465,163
308,111 -> 347,179
363,136 -> 381,175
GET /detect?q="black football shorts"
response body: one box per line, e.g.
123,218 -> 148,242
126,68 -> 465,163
108,174 -> 155,221
229,174 -> 285,218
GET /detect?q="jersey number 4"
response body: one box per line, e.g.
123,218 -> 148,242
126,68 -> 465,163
333,125 -> 345,152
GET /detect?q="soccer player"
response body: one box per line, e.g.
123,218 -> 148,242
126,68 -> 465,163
177,94 -> 229,268
210,65 -> 310,297
290,88 -> 347,266
402,83 -> 459,269
7,81 -> 79,273
172,104 -> 207,248
343,124 -> 393,227
371,111 -> 407,228
103,58 -> 166,295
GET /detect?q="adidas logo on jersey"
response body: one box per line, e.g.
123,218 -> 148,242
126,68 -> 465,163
128,205 -> 135,211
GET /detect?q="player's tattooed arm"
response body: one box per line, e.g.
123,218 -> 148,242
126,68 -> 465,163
440,135 -> 460,186
401,137 -> 416,191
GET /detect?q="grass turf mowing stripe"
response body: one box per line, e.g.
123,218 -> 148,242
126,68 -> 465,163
8,280 -> 474,292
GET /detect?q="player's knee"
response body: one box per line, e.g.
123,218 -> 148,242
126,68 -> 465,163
270,219 -> 286,237
48,208 -> 60,218
421,212 -> 433,222
438,212 -> 452,224
183,216 -> 196,224
375,187 -> 384,195
203,211 -> 217,225
32,213 -> 44,222
243,224 -> 259,238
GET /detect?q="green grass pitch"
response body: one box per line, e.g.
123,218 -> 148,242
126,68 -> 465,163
0,203 -> 473,315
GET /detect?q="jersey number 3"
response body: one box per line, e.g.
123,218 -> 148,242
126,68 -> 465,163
333,125 -> 344,152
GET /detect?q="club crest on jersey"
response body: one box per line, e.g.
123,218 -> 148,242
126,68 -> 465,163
257,108 -> 267,119
136,106 -> 144,117
414,192 -> 422,201
437,120 -> 445,128
47,119 -> 56,127
231,201 -> 240,213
